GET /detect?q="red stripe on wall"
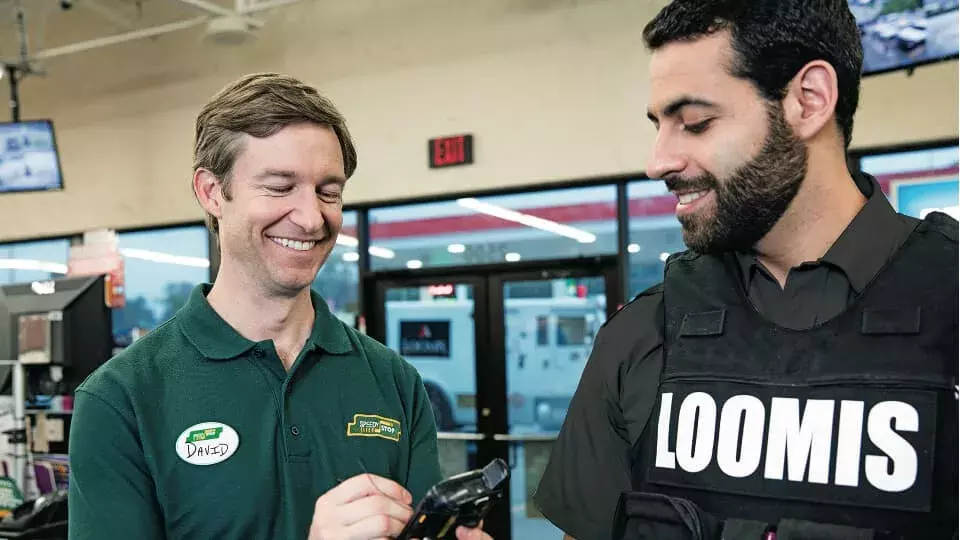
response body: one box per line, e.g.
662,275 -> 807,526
341,165 -> 957,241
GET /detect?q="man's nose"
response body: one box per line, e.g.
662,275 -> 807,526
290,191 -> 325,235
646,131 -> 687,180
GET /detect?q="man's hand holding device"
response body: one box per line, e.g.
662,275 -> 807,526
308,473 -> 416,539
308,467 -> 499,540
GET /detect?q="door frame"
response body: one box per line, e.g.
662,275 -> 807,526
363,256 -> 621,539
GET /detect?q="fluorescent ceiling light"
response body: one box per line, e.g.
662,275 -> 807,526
659,252 -> 670,262
338,234 -> 395,259
121,248 -> 210,268
406,259 -> 423,269
336,234 -> 359,247
504,252 -> 521,262
369,246 -> 396,259
0,259 -> 68,274
342,252 -> 359,262
457,198 -> 597,243
627,243 -> 640,253
447,243 -> 466,254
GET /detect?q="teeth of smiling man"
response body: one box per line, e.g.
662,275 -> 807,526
271,237 -> 316,251
678,191 -> 708,205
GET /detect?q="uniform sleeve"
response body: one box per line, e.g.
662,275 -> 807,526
533,290 -> 663,540
68,389 -> 165,540
403,369 -> 444,504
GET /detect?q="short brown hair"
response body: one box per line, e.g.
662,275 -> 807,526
193,72 -> 358,233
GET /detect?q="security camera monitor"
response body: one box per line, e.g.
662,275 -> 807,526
851,0 -> 959,76
0,120 -> 64,194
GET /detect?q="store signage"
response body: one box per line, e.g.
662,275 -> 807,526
399,320 -> 451,357
427,284 -> 456,298
429,134 -> 473,168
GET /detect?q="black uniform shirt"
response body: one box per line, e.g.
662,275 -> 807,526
533,173 -> 921,540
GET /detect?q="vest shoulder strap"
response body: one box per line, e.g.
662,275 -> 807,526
919,210 -> 959,243
626,283 -> 666,448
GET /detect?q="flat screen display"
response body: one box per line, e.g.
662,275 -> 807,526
851,0 -> 959,76
0,120 -> 64,194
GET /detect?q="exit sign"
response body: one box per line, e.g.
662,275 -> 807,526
429,134 -> 473,168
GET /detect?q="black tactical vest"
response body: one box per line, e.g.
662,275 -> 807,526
620,214 -> 958,540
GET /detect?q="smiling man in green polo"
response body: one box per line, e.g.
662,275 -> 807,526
67,74 -> 490,540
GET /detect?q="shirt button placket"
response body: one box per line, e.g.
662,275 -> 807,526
284,379 -> 309,457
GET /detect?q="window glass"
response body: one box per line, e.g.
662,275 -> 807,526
314,210 -> 360,328
367,186 -> 619,271
626,179 -> 687,298
504,281 -> 552,299
860,146 -> 959,220
556,316 -> 588,345
536,317 -> 548,346
113,226 -> 210,347
0,239 -> 70,286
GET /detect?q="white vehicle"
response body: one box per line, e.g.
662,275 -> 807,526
384,284 -> 605,432
385,292 -> 477,431
872,22 -> 900,39
897,25 -> 928,49
503,295 -> 605,430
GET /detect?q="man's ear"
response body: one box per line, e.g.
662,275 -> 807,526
193,168 -> 225,221
782,60 -> 839,142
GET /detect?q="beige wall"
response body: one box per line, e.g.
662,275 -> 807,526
0,0 -> 956,243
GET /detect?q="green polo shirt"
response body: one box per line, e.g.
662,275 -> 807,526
67,284 -> 442,540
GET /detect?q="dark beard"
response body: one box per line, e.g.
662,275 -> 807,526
665,102 -> 808,255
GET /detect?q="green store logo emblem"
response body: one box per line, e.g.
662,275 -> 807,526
346,414 -> 402,442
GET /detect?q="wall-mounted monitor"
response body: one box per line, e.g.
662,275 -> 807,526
850,0 -> 959,76
0,120 -> 64,194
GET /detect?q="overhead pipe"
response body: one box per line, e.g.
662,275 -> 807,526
31,0 -> 307,60
34,16 -> 208,59
238,0 -> 306,14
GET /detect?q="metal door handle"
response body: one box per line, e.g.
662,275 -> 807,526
492,433 -> 558,442
437,432 -> 487,441
436,433 -> 560,442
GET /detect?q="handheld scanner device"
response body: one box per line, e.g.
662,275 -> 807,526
397,458 -> 509,540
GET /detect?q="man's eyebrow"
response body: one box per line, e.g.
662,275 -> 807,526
254,168 -> 297,180
254,169 -> 346,185
647,96 -> 719,122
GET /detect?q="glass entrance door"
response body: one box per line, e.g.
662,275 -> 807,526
489,268 -> 618,540
366,260 -> 619,539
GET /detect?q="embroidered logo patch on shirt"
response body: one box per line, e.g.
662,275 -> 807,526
346,413 -> 402,442
175,422 -> 240,466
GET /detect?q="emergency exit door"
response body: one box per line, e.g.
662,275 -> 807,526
365,257 -> 621,540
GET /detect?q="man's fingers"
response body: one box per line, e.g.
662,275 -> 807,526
324,473 -> 413,506
338,493 -> 414,528
339,512 -> 408,540
455,525 -> 483,540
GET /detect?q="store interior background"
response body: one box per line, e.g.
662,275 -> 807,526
0,0 -> 956,538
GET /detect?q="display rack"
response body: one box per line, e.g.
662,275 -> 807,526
0,360 -> 27,494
